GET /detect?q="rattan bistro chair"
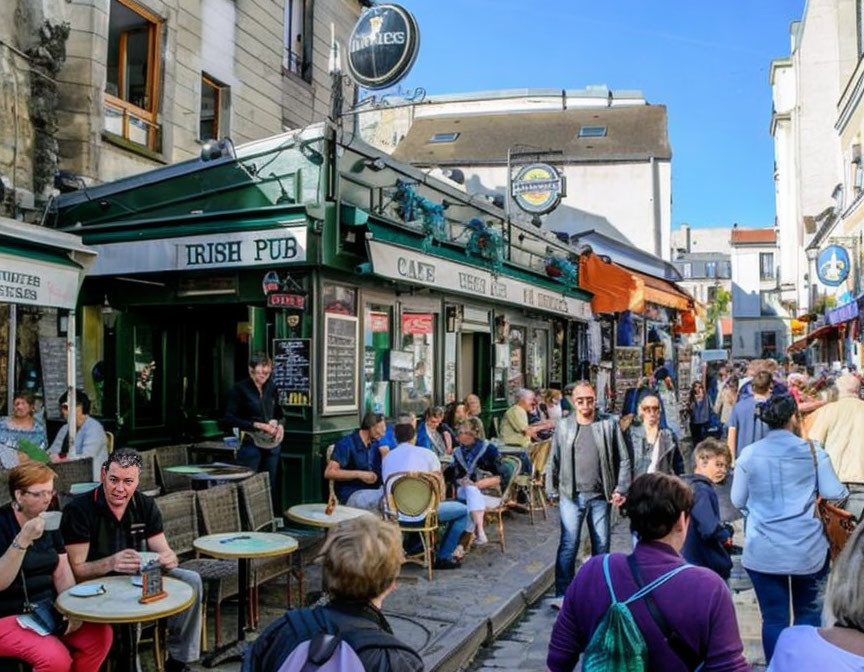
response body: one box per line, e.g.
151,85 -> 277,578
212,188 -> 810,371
484,455 -> 522,553
154,444 -> 192,494
384,471 -> 440,581
52,457 -> 94,505
155,490 -> 237,653
513,440 -> 552,524
138,449 -> 161,497
191,485 -> 247,649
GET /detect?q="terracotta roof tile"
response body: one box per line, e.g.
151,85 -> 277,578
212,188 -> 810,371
730,228 -> 776,244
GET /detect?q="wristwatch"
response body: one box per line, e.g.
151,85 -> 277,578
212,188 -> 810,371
11,537 -> 29,552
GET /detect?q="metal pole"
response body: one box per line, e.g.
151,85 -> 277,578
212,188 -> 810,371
6,304 -> 15,413
66,310 -> 76,446
505,146 -> 512,221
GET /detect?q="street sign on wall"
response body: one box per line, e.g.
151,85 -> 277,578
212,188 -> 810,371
347,4 -> 420,90
511,163 -> 565,215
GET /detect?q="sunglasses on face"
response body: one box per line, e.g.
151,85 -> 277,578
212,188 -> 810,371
641,406 -> 661,413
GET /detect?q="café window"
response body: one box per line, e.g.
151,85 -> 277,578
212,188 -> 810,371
200,75 -> 229,142
105,0 -> 162,151
283,0 -> 312,82
400,313 -> 435,415
508,326 -> 525,403
760,252 -> 775,280
526,329 -> 548,390
363,305 -> 392,415
133,325 -> 165,427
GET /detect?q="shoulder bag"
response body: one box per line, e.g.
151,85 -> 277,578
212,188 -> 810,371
808,440 -> 856,560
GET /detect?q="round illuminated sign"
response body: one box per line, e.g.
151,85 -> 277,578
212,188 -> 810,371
511,163 -> 565,215
817,244 -> 850,287
347,4 -> 420,91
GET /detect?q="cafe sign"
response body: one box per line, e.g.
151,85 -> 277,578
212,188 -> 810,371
87,225 -> 307,276
368,240 -> 591,319
511,163 -> 565,215
347,4 -> 420,90
0,253 -> 80,309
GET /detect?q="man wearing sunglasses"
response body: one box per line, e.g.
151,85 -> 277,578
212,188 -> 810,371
550,381 -> 631,606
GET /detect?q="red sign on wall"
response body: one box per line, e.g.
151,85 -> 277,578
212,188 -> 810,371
267,293 -> 307,309
370,311 -> 389,333
402,313 -> 433,335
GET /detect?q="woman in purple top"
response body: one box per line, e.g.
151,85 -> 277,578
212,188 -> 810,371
548,473 -> 748,672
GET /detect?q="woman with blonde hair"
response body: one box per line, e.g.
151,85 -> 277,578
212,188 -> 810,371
246,516 -> 422,671
768,523 -> 864,669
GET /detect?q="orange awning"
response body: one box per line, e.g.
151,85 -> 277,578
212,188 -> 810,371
720,317 -> 733,336
578,253 -> 644,313
674,310 -> 697,334
627,268 -> 694,312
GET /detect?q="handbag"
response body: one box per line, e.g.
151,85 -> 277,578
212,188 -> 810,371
808,440 -> 857,560
19,566 -> 67,637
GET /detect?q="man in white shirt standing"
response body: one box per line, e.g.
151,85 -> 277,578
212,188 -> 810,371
382,422 -> 469,570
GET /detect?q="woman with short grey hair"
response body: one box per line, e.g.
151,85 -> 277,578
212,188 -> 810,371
767,524 -> 864,670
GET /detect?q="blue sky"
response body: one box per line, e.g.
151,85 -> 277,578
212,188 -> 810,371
389,0 -> 807,230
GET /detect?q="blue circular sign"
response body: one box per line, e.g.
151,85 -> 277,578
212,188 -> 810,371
817,244 -> 851,287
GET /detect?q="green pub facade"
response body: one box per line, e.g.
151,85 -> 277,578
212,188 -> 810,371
49,125 -> 593,509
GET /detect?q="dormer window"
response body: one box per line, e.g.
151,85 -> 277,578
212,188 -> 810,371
428,132 -> 460,144
578,125 -> 607,138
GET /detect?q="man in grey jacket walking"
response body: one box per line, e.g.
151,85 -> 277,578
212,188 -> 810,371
551,381 -> 631,601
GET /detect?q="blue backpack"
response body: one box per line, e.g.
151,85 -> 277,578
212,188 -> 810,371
582,555 -> 696,672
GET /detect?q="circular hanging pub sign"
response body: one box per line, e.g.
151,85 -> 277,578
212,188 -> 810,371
347,4 -> 420,90
817,244 -> 851,287
511,163 -> 566,215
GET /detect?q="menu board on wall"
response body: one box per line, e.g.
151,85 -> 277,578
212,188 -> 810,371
323,314 -> 358,413
272,338 -> 311,406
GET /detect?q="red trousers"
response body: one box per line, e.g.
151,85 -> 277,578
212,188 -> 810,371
0,614 -> 113,672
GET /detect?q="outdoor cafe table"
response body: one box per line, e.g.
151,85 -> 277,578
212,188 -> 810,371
194,531 -> 298,666
56,575 -> 195,668
163,463 -> 254,488
284,503 -> 374,529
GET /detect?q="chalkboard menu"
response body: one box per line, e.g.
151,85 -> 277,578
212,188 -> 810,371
323,314 -> 358,413
272,339 -> 311,406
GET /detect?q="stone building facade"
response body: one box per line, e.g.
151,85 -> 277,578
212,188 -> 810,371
0,0 -> 367,220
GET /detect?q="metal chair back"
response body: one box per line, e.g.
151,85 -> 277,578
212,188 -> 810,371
105,431 -> 115,456
154,490 -> 198,555
386,472 -> 438,520
196,483 -> 242,535
238,472 -> 275,532
529,440 -> 552,478
325,444 -> 336,505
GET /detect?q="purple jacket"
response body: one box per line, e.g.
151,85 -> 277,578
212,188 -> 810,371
547,542 -> 748,672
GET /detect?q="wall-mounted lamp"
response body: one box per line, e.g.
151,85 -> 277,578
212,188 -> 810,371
200,138 -> 236,162
101,295 -> 117,330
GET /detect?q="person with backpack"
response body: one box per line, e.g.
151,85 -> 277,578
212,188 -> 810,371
243,515 -> 423,672
547,472 -> 748,672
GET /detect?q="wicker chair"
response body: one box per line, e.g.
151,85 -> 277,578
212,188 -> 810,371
484,455 -> 522,553
155,444 -> 192,494
324,444 -> 337,508
138,450 -> 161,497
188,485 -> 246,649
238,473 -> 315,625
105,430 -> 115,455
513,440 -> 552,524
384,471 -> 440,580
52,457 -> 94,504
0,471 -> 10,507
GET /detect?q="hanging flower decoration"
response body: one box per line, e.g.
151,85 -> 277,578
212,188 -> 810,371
466,218 -> 504,273
393,179 -> 449,251
544,254 -> 579,287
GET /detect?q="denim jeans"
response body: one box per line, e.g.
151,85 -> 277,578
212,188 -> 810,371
236,442 -> 281,508
554,492 -> 610,596
746,555 -> 829,663
436,501 -> 469,560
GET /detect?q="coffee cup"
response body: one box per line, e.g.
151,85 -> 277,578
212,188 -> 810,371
40,511 -> 62,531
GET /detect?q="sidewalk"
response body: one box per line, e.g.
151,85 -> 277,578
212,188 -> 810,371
189,505 -> 563,672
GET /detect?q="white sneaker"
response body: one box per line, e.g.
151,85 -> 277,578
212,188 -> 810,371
475,530 -> 488,545
550,598 -> 563,611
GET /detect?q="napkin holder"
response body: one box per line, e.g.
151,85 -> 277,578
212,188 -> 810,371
139,560 -> 167,604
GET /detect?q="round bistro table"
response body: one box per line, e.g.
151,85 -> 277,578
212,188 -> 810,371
284,503 -> 374,529
163,463 -> 254,488
56,575 -> 195,669
193,531 -> 298,667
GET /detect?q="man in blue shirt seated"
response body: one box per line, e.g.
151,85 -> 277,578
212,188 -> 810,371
325,412 -> 388,511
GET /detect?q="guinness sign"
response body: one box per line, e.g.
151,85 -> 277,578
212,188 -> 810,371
347,4 -> 420,90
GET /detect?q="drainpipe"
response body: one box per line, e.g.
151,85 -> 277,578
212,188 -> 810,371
650,156 -> 662,258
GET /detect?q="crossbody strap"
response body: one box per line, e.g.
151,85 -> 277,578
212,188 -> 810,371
626,554 -> 703,672
808,439 -> 820,495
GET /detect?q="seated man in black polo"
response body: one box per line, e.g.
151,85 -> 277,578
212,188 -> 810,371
324,411 -> 388,511
60,449 -> 203,672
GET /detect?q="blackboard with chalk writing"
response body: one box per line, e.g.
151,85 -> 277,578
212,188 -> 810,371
272,338 -> 311,406
323,314 -> 358,413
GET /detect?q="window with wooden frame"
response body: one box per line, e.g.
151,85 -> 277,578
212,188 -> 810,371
283,0 -> 313,82
104,0 -> 162,151
200,75 -> 228,142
